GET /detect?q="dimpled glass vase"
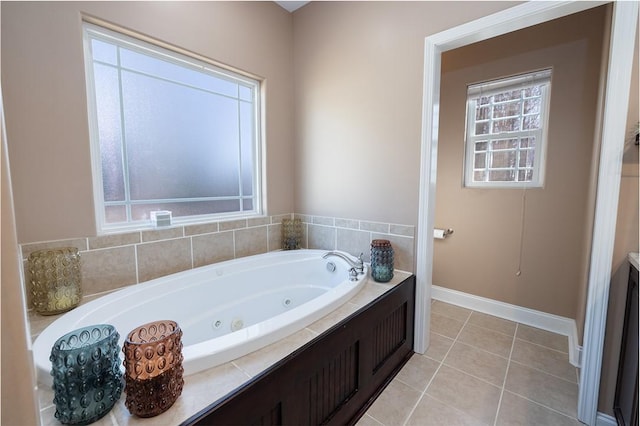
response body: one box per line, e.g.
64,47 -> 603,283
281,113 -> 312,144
50,324 -> 123,425
281,218 -> 303,250
123,320 -> 184,418
29,247 -> 82,315
371,239 -> 394,283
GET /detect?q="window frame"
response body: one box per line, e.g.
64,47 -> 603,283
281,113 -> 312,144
463,69 -> 552,189
82,21 -> 264,234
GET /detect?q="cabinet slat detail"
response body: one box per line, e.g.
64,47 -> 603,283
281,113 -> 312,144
250,402 -> 282,426
307,342 -> 359,425
372,302 -> 407,373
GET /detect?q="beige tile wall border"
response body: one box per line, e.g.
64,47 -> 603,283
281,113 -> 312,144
20,213 -> 415,308
294,214 -> 415,273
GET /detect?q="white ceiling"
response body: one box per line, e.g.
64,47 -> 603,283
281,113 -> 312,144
275,1 -> 309,13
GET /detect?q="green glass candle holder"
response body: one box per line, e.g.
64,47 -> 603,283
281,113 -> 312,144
50,324 -> 123,425
371,239 -> 394,283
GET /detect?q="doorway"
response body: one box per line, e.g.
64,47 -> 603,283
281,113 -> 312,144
433,5 -> 606,363
414,2 -> 638,424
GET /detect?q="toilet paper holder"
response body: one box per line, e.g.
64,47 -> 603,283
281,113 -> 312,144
433,228 -> 454,239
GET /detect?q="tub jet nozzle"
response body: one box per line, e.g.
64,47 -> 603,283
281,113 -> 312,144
230,318 -> 244,332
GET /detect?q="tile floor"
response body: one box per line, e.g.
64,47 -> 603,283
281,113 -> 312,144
359,300 -> 582,426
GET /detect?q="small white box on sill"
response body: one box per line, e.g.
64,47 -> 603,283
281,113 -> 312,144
151,210 -> 172,227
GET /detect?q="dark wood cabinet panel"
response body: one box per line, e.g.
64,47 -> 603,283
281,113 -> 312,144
614,264 -> 639,426
181,275 -> 415,426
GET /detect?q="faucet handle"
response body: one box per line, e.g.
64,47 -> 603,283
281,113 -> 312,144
349,268 -> 358,281
356,253 -> 364,273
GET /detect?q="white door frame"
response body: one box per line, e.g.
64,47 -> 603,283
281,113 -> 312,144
415,1 -> 637,424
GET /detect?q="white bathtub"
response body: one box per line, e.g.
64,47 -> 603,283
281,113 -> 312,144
32,249 -> 367,386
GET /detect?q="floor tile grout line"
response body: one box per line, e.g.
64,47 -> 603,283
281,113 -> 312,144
469,310 -> 518,328
502,388 -> 580,421
430,311 -> 469,327
434,301 -> 518,338
430,329 -> 455,341
513,336 -> 571,355
431,301 -> 473,324
508,359 -> 580,385
400,372 -> 437,424
462,321 -> 518,339
438,302 -> 571,352
518,324 -> 571,342
450,339 -> 511,361
493,322 -> 518,426
362,413 -> 385,426
394,376 -> 425,394
401,310 -> 473,426
437,362 -> 506,390
432,300 -> 472,315
416,392 -> 490,424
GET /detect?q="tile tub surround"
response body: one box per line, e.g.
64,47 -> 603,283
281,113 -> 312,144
294,213 -> 415,272
20,214 -> 415,311
34,272 -> 412,426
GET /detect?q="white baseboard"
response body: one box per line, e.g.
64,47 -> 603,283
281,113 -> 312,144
595,412 -> 617,426
431,285 -> 582,367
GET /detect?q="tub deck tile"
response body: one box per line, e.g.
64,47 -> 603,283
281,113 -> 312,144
109,362 -> 250,426
307,301 -> 361,335
232,328 -> 318,377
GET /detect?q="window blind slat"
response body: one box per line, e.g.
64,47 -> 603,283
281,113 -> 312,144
467,69 -> 552,99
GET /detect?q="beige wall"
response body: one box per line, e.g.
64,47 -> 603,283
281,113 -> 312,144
1,100 -> 39,425
433,7 -> 607,320
2,1 -> 295,244
292,1 -> 519,226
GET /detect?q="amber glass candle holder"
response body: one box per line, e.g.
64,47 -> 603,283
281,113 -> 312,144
50,324 -> 123,425
123,320 -> 184,418
282,218 -> 303,250
29,247 -> 82,315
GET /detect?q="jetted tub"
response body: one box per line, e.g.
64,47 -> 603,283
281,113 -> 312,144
33,249 -> 368,386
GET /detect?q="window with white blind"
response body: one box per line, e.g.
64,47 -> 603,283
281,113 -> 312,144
83,23 -> 263,232
464,69 -> 551,188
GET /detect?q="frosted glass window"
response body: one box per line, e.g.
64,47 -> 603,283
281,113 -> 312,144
83,23 -> 262,231
464,69 -> 551,188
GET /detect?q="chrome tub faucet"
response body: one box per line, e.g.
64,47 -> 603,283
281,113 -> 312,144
322,251 -> 364,281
